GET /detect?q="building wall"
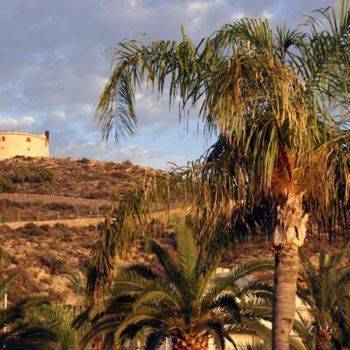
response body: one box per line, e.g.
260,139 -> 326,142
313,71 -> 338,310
0,132 -> 49,160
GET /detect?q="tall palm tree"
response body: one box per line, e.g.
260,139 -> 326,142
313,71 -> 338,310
295,247 -> 350,350
83,224 -> 274,349
90,1 -> 350,348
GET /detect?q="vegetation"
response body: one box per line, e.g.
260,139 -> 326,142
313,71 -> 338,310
30,302 -> 89,350
0,156 -> 150,200
0,271 -> 57,349
0,173 -> 13,193
12,166 -> 54,183
13,166 -> 33,183
1,2 -> 350,350
81,224 -> 274,349
35,168 -> 54,183
295,247 -> 350,350
89,1 -> 350,348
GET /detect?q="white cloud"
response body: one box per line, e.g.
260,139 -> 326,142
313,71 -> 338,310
186,1 -> 209,13
261,10 -> 275,20
50,108 -> 66,121
0,116 -> 35,130
231,12 -> 245,21
0,0 -> 332,166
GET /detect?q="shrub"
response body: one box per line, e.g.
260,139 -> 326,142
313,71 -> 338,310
12,166 -> 32,183
39,224 -> 50,232
0,174 -> 13,192
12,166 -> 54,183
46,203 -> 73,211
39,254 -> 66,274
21,223 -> 46,236
32,168 -> 54,183
54,223 -> 67,230
23,223 -> 38,230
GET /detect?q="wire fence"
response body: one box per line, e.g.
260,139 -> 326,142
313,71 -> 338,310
0,206 -> 106,224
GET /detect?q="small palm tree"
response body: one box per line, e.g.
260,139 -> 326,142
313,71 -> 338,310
296,247 -> 350,350
31,302 -> 86,350
0,254 -> 57,349
0,296 -> 57,350
82,224 -> 274,349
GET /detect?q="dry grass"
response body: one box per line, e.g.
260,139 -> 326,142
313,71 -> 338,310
0,156 -> 154,199
0,156 -> 155,222
0,223 -> 98,304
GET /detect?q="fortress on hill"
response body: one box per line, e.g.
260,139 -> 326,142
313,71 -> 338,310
0,131 -> 50,160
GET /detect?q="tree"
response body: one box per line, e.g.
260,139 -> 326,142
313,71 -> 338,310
0,275 -> 57,349
295,247 -> 350,350
31,302 -> 87,350
91,1 -> 350,349
82,224 -> 274,349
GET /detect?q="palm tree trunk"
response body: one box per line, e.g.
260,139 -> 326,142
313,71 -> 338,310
173,334 -> 208,350
272,193 -> 309,350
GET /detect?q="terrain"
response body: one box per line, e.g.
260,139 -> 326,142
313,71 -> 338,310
0,156 -> 155,303
0,156 -> 348,306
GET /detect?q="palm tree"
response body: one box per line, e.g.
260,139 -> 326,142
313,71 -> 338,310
82,224 -> 274,349
0,292 -> 57,349
295,247 -> 350,350
90,2 -> 350,348
31,302 -> 86,350
0,252 -> 57,349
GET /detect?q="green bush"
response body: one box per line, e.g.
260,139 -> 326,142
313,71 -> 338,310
54,223 -> 67,230
12,166 -> 32,183
12,166 -> 54,183
39,224 -> 50,232
0,174 -> 13,192
36,168 -> 54,182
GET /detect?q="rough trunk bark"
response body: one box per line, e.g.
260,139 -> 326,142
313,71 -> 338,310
172,334 -> 208,350
272,193 -> 309,350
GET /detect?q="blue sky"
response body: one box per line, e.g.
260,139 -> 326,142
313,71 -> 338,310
0,0 -> 332,168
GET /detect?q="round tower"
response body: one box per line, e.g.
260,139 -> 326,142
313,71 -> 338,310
0,131 -> 50,160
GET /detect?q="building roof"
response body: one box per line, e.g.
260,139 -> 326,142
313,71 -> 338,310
0,131 -> 47,139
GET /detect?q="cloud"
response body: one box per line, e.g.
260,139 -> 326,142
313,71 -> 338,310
0,116 -> 35,130
0,0 -> 334,166
261,10 -> 275,19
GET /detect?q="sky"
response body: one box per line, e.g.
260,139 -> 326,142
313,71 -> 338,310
0,0 -> 333,169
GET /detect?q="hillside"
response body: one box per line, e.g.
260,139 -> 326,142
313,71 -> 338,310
0,156 -> 156,303
0,156 -> 347,307
0,156 -> 154,199
0,156 -> 154,222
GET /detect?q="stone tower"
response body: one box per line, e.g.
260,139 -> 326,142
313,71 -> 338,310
0,131 -> 49,160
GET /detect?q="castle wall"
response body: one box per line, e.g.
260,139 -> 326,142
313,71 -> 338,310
0,132 -> 49,160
